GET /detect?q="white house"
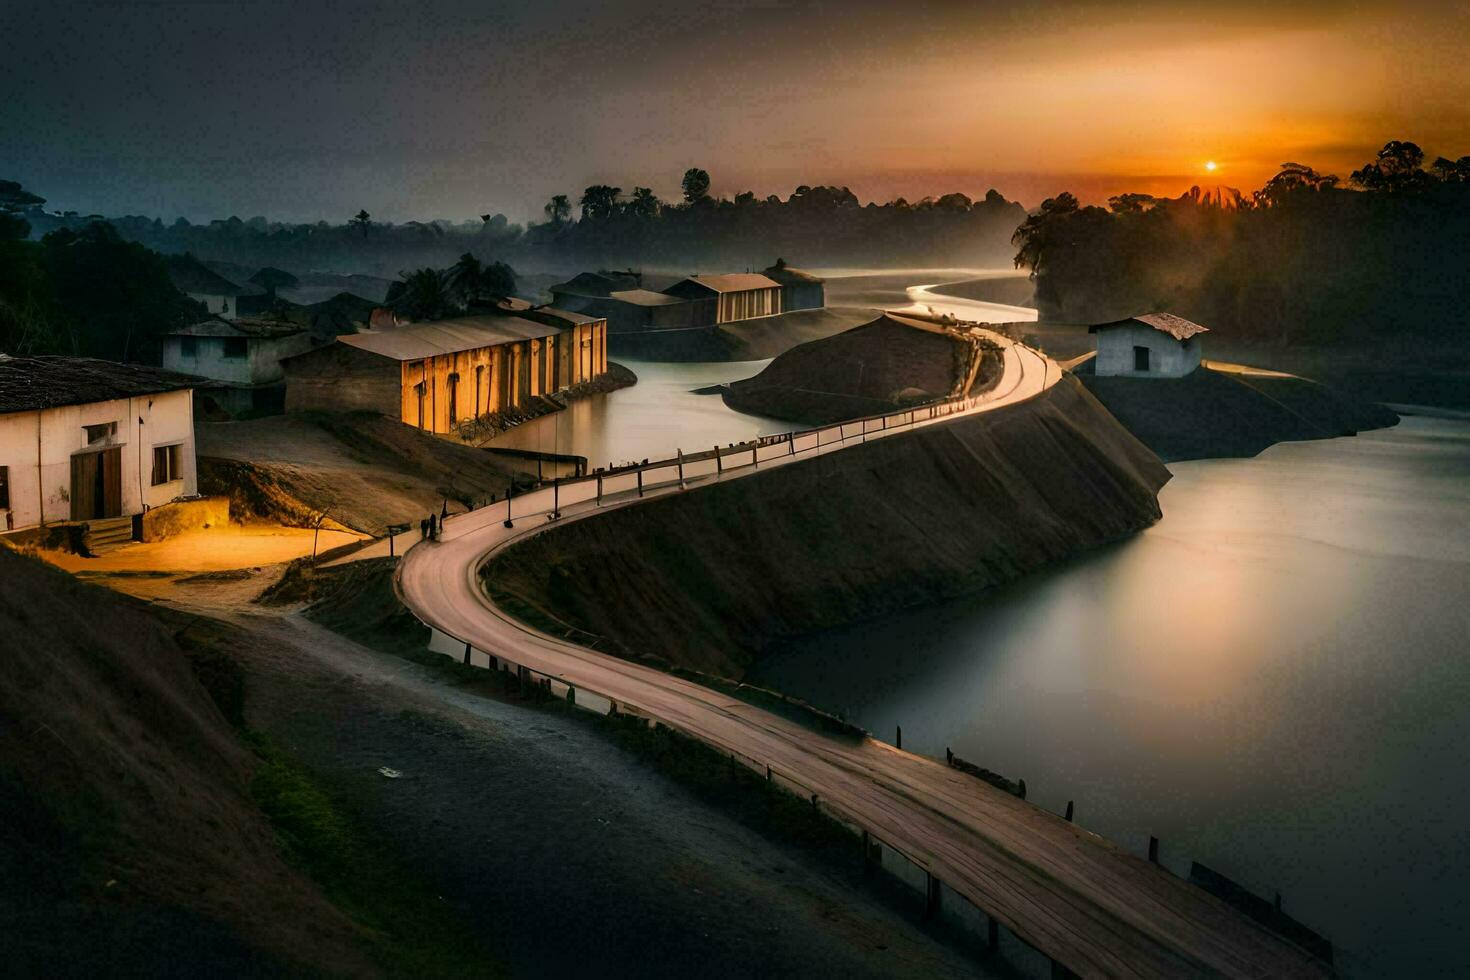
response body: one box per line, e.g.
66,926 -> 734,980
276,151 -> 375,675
1088,313 -> 1209,378
0,355 -> 201,532
162,316 -> 316,415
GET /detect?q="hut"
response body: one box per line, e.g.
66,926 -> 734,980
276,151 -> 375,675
1089,313 -> 1208,378
762,260 -> 826,312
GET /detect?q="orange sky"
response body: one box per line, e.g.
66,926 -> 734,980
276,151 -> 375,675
6,0 -> 1468,220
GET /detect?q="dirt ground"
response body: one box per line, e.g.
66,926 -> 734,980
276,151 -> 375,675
107,567 -> 1009,979
38,525 -> 365,577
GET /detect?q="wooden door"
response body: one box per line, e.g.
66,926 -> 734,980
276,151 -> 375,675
70,447 -> 122,520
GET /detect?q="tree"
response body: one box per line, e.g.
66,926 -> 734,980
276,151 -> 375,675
0,179 -> 45,214
349,209 -> 372,238
579,185 -> 622,221
628,186 -> 661,218
448,252 -> 484,302
1350,140 -> 1433,193
681,167 -> 711,205
1011,192 -> 1080,274
389,267 -> 454,321
0,213 -> 29,241
1431,156 -> 1470,183
1253,163 -> 1339,207
544,195 -> 571,226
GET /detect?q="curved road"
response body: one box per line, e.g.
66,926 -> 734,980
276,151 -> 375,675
396,331 -> 1328,977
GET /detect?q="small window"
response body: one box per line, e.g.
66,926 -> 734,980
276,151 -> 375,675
0,465 -> 10,510
84,421 -> 117,446
180,336 -> 198,357
1134,345 -> 1151,372
222,337 -> 248,359
151,444 -> 182,486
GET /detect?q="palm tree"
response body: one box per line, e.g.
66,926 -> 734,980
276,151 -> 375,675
391,268 -> 453,321
349,209 -> 372,238
544,195 -> 571,226
449,252 -> 484,302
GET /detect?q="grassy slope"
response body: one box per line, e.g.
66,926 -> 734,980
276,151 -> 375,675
485,375 -> 1170,677
0,547 -> 370,974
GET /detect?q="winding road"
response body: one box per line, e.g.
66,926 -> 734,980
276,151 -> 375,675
395,328 -> 1330,977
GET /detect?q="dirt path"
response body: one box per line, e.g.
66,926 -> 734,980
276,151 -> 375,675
127,575 -> 1003,979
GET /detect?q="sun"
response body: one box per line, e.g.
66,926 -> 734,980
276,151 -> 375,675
1205,160 -> 1218,172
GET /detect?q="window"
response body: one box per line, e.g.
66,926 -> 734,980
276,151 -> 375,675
222,337 -> 248,359
1133,345 -> 1151,372
151,444 -> 181,486
180,336 -> 198,357
84,421 -> 117,446
0,465 -> 9,510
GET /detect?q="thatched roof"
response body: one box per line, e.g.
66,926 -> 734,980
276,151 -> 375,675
0,355 -> 205,414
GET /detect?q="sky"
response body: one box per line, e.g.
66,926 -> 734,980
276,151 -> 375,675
5,0 -> 1467,224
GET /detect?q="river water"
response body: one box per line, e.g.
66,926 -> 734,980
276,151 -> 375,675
751,416 -> 1470,978
493,271 -> 1466,974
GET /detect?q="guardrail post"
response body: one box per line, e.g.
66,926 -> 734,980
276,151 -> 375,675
788,432 -> 795,456
752,444 -> 757,467
677,449 -> 685,488
896,724 -> 902,749
1065,800 -> 1074,822
552,477 -> 560,519
1148,835 -> 1160,863
463,642 -> 471,665
596,473 -> 602,504
715,446 -> 722,474
637,468 -> 643,498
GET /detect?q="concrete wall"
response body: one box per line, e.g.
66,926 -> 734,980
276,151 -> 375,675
283,343 -> 401,415
1094,323 -> 1202,378
0,387 -> 197,531
163,332 -> 314,385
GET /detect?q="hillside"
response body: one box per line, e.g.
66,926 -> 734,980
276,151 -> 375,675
722,312 -> 1003,424
1071,357 -> 1399,461
608,306 -> 875,362
0,548 -> 367,973
485,375 -> 1169,678
198,412 -> 520,535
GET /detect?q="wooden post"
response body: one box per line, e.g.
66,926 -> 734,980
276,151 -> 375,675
677,450 -> 684,488
715,446 -> 722,474
945,746 -> 952,765
1148,836 -> 1160,864
637,468 -> 643,498
752,444 -> 757,467
552,476 -> 559,518
896,725 -> 902,749
788,433 -> 795,456
1064,800 -> 1074,822
1018,778 -> 1027,800
596,473 -> 602,504
463,642 -> 471,665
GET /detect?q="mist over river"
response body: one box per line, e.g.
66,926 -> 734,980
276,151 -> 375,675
751,416 -> 1470,978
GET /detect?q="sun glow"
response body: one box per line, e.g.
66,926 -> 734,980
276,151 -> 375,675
1205,160 -> 1218,172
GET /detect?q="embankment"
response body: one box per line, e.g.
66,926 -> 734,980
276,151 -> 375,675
608,306 -> 875,362
1073,360 -> 1400,461
484,375 -> 1169,678
0,548 -> 368,973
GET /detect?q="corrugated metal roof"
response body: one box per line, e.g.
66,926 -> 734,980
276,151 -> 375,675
1089,313 -> 1210,341
610,289 -> 688,307
670,273 -> 781,294
337,314 -> 560,361
0,355 -> 204,414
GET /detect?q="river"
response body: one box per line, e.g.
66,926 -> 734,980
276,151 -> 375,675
750,415 -> 1470,978
493,271 -> 1466,974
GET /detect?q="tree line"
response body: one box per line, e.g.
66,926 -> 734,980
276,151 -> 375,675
13,168 -> 1026,282
1011,141 -> 1470,347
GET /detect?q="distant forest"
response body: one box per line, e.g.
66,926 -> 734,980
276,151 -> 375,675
1012,141 -> 1470,348
11,169 -> 1027,280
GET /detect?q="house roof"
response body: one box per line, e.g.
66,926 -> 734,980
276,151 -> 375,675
165,255 -> 250,296
763,264 -> 825,284
0,354 -> 204,414
610,288 -> 688,307
1089,313 -> 1210,342
670,273 -> 781,295
334,314 -> 561,362
169,316 -> 305,339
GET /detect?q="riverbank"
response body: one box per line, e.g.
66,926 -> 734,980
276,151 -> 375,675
484,374 -> 1169,678
608,306 -> 875,362
1071,358 -> 1399,461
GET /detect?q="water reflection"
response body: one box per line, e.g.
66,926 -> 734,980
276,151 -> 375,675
485,359 -> 789,468
753,418 -> 1470,978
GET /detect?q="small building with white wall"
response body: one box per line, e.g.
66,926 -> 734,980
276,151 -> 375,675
162,316 -> 316,415
0,355 -> 201,532
165,254 -> 250,321
1088,313 -> 1208,378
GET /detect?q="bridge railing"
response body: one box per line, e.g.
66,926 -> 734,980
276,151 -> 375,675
444,340 -> 1037,539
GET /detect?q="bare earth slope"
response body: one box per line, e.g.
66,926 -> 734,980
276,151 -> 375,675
0,548 -> 367,974
199,412 -> 516,535
486,375 -> 1169,678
